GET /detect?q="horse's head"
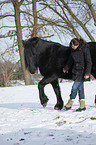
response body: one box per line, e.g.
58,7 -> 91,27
22,39 -> 37,74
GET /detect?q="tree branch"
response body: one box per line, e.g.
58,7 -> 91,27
60,0 -> 95,41
85,0 -> 96,26
19,0 -> 24,7
0,14 -> 14,19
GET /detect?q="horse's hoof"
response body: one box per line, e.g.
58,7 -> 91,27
42,102 -> 47,108
54,106 -> 61,110
54,102 -> 63,110
42,99 -> 49,108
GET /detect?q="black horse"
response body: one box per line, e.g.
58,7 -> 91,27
22,37 -> 96,110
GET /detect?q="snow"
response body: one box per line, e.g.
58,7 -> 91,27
0,80 -> 96,145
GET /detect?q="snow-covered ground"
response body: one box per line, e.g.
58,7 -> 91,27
0,80 -> 96,145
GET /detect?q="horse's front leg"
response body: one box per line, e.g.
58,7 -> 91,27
38,78 -> 49,107
51,79 -> 63,110
38,75 -> 58,108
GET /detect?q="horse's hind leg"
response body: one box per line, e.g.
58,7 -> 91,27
51,79 -> 63,110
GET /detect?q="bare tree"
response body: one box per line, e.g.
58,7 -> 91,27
0,52 -> 20,87
39,0 -> 95,41
0,0 -> 49,85
61,0 -> 95,41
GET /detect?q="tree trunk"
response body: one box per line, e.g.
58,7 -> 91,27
12,0 -> 31,85
32,0 -> 38,37
30,0 -> 38,84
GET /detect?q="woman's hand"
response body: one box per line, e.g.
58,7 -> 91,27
63,68 -> 68,73
84,75 -> 89,79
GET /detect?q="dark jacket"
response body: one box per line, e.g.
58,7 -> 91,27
64,44 -> 92,81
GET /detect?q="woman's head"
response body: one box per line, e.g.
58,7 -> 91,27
69,38 -> 86,50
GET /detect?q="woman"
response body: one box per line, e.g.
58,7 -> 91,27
63,38 -> 92,111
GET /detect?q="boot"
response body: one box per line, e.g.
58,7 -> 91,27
64,99 -> 73,110
76,100 -> 86,112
